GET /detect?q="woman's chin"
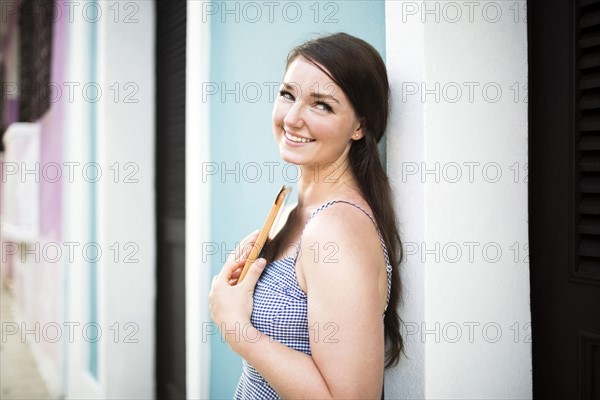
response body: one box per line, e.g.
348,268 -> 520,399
278,149 -> 304,166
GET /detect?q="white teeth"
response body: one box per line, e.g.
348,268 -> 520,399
285,131 -> 315,143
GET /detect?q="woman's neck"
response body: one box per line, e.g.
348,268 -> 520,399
295,158 -> 359,210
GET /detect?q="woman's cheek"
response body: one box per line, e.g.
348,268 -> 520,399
274,103 -> 289,123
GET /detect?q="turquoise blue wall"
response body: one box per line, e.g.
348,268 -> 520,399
208,2 -> 386,397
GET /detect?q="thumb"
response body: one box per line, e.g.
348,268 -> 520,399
240,258 -> 267,288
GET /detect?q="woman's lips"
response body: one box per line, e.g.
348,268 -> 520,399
284,130 -> 316,143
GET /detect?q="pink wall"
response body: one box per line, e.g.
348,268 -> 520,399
2,4 -> 70,368
34,5 -> 69,365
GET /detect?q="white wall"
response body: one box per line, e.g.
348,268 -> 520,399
64,2 -> 156,398
96,3 -> 156,398
385,1 -> 531,398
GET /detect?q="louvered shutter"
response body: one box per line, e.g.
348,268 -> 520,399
576,0 -> 600,283
18,0 -> 53,122
156,1 -> 186,219
1,62 -> 5,152
155,2 -> 187,399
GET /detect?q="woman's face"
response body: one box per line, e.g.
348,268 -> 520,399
272,56 -> 364,168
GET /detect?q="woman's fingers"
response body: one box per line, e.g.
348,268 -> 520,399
215,231 -> 264,288
231,266 -> 242,279
227,230 -> 260,264
238,231 -> 259,261
220,256 -> 246,282
239,258 -> 267,288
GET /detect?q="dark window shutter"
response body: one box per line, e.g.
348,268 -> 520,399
156,1 -> 186,219
575,0 -> 600,283
0,62 -> 5,152
155,2 -> 187,399
18,0 -> 54,122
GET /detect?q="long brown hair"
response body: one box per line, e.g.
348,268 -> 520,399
286,32 -> 404,368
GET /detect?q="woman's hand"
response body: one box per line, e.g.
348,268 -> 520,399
208,230 -> 267,350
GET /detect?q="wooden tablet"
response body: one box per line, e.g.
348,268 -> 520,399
237,185 -> 292,284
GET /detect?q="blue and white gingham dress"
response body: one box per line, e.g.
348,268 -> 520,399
233,200 -> 393,399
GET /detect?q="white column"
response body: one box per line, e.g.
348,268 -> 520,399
385,2 -> 427,397
186,2 -> 212,399
95,2 -> 156,398
385,1 -> 531,398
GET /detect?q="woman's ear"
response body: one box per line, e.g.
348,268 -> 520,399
352,119 -> 365,141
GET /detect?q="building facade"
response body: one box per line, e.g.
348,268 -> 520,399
1,0 -> 533,398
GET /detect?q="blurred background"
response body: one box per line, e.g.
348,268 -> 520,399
0,0 -> 597,399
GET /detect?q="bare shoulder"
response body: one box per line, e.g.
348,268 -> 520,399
298,200 -> 386,288
303,200 -> 377,243
304,200 -> 380,243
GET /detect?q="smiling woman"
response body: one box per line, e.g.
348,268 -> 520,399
208,33 -> 403,399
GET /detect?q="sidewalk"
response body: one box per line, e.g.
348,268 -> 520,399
0,283 -> 53,399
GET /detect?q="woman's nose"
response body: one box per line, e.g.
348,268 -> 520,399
283,101 -> 304,129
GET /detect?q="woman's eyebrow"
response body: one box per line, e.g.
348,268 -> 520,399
281,81 -> 340,104
281,82 -> 298,92
310,91 -> 340,104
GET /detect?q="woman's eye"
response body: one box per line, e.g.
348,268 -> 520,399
279,90 -> 294,101
315,102 -> 333,112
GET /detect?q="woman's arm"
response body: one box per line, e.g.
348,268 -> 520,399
209,205 -> 386,398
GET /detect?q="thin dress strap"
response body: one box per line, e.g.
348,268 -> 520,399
292,200 -> 393,313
